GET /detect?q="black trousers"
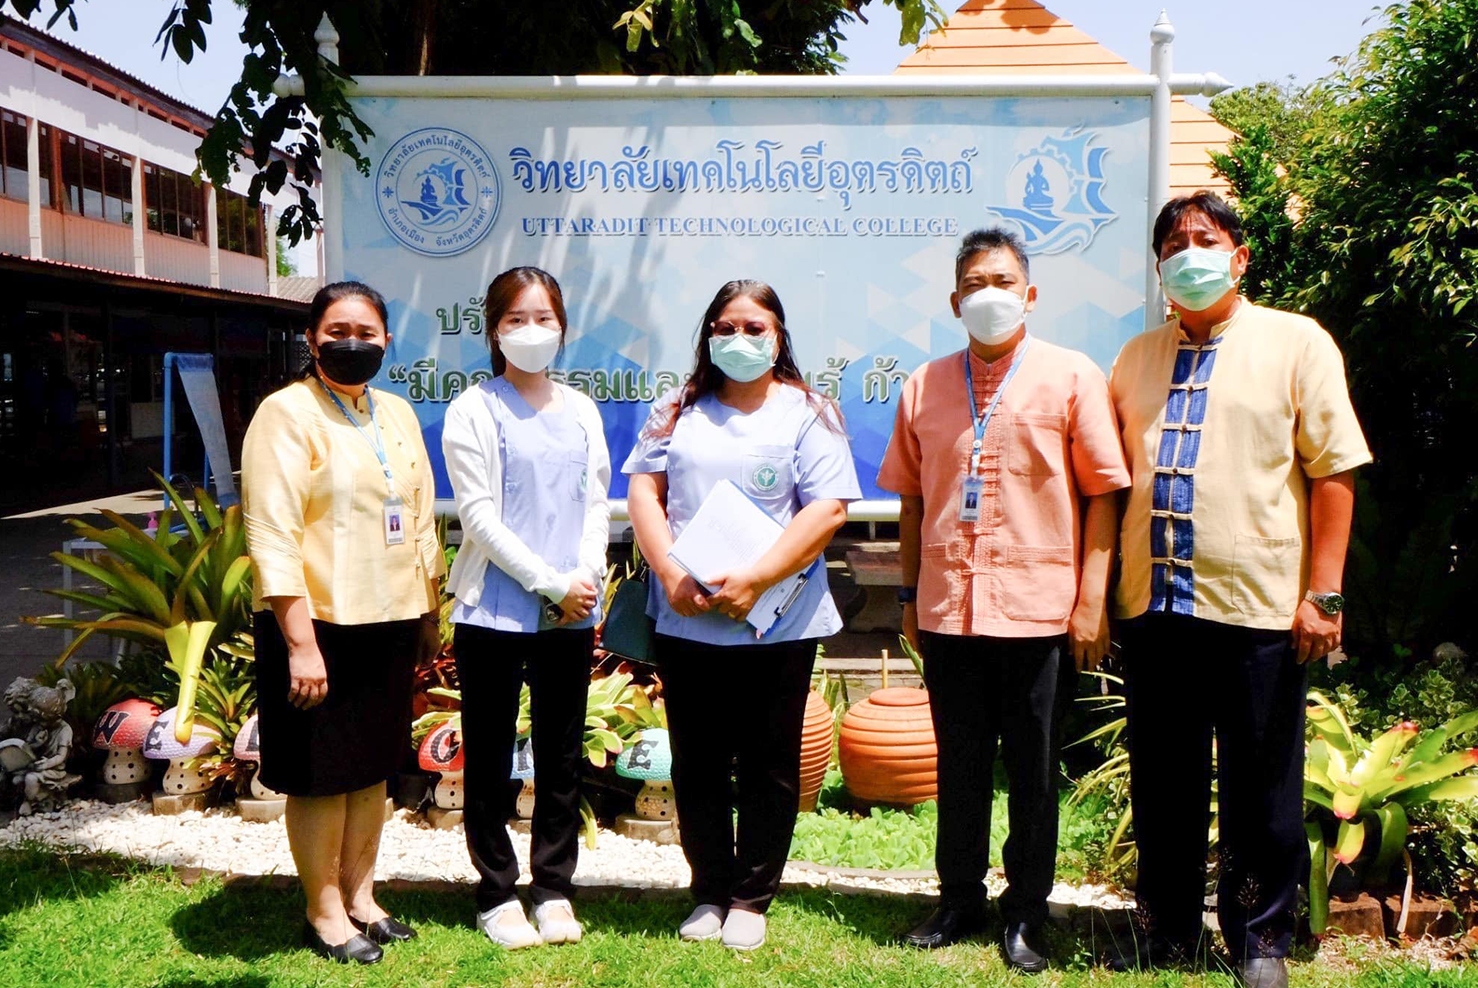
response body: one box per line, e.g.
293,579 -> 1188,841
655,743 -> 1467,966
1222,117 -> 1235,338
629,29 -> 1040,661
453,623 -> 593,912
1123,612 -> 1309,961
657,632 -> 818,914
919,631 -> 1067,926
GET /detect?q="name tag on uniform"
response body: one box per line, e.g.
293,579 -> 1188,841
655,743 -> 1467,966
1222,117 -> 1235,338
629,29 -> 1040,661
383,497 -> 406,545
958,476 -> 983,523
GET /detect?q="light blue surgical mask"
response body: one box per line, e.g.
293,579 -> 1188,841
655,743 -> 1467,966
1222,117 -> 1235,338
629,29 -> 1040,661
1159,246 -> 1240,311
708,333 -> 776,383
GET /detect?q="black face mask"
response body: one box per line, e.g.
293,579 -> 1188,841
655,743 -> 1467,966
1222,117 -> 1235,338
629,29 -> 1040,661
315,339 -> 385,387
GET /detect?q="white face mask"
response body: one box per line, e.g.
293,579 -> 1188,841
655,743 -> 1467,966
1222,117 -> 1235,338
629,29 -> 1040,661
499,324 -> 561,373
708,332 -> 777,383
958,287 -> 1027,346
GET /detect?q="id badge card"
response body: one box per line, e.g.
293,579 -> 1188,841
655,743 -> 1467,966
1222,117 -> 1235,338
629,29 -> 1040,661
383,497 -> 406,546
958,476 -> 983,523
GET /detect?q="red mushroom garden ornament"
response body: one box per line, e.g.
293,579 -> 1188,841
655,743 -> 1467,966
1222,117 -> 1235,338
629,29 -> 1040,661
91,699 -> 161,803
418,722 -> 465,810
142,706 -> 220,813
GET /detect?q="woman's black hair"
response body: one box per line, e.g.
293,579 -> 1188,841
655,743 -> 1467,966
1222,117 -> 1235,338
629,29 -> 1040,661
647,279 -> 843,438
296,281 -> 390,379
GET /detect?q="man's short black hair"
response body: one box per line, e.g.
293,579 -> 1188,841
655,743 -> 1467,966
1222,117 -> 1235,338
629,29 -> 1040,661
955,227 -> 1030,285
1152,190 -> 1245,257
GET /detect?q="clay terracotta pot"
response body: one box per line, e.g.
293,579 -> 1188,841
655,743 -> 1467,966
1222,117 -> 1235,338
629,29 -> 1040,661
838,687 -> 937,806
798,691 -> 835,812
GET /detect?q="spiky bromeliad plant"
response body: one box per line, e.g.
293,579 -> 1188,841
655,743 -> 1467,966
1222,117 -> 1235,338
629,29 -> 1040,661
26,474 -> 253,746
1066,672 -> 1136,880
1304,690 -> 1478,935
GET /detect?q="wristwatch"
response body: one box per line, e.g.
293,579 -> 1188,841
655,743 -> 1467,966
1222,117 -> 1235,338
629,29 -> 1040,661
1305,590 -> 1345,615
896,587 -> 918,604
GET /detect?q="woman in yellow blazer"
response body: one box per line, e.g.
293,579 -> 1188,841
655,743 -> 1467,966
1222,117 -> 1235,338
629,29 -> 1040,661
242,282 -> 444,965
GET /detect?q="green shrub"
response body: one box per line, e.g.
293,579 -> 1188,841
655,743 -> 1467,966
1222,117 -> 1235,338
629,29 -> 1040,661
1313,645 -> 1478,898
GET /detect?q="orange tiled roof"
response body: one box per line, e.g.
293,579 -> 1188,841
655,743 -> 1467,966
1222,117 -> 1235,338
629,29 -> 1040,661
895,0 -> 1233,195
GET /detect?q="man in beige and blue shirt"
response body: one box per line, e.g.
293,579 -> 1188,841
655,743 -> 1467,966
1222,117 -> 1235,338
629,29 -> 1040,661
1109,192 -> 1370,988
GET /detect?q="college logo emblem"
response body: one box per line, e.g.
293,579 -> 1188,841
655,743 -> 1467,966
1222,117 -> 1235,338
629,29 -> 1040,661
375,127 -> 500,257
751,462 -> 780,493
984,129 -> 1117,255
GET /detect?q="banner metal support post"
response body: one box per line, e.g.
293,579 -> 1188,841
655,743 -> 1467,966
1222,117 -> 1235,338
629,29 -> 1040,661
1146,10 -> 1176,331
316,14 -> 346,283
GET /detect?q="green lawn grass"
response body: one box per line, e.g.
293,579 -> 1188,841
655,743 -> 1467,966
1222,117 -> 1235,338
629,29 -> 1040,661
0,847 -> 1472,988
790,771 -> 1117,880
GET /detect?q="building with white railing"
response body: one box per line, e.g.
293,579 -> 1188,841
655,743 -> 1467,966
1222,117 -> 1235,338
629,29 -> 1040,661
0,14 -> 318,512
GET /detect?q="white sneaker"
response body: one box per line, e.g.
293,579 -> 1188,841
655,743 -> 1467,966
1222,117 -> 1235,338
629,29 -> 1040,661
721,908 -> 766,951
679,904 -> 726,942
476,900 -> 543,950
533,898 -> 583,945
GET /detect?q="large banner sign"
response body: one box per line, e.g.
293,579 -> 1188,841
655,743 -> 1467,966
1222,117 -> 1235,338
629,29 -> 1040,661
340,92 -> 1151,501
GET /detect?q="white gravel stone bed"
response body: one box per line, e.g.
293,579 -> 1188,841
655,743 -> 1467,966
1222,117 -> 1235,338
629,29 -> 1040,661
0,800 -> 1133,911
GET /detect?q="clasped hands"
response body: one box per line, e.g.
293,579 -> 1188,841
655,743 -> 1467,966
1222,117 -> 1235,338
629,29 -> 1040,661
660,564 -> 765,622
554,575 -> 599,626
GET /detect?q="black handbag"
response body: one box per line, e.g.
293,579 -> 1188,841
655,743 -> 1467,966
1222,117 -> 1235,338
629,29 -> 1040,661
601,562 -> 657,664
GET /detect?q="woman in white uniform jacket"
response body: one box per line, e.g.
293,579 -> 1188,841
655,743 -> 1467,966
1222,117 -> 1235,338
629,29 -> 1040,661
624,279 -> 860,950
441,267 -> 610,950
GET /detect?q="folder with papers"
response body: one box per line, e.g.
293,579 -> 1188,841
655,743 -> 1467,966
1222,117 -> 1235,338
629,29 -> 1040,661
666,480 -> 817,636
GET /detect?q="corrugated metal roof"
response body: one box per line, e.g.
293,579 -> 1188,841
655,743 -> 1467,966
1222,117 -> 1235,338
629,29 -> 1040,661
276,275 -> 323,303
0,250 -> 309,308
896,0 -> 1234,195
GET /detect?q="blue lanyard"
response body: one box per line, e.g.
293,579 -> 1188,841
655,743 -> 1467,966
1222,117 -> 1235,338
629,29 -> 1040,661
962,336 -> 1031,476
317,378 -> 396,497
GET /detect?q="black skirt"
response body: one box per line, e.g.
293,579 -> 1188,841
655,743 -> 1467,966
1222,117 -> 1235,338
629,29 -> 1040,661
253,610 -> 419,797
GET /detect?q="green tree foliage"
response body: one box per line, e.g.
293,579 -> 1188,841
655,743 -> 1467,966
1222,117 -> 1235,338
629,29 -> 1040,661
1208,79 -> 1323,163
614,0 -> 942,73
1212,0 -> 1478,660
0,1 -> 943,245
274,235 -> 296,278
1207,125 -> 1293,305
1289,0 -> 1478,659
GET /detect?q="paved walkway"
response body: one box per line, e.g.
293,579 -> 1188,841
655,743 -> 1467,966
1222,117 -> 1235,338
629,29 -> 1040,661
0,490 -> 159,685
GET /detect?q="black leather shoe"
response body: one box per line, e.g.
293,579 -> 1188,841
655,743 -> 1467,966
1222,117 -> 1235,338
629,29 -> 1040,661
303,921 -> 384,964
900,906 -> 987,949
350,914 -> 418,944
1238,957 -> 1289,988
1002,922 -> 1048,973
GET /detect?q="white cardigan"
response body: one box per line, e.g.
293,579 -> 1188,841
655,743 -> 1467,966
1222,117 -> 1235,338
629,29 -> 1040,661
441,380 -> 611,609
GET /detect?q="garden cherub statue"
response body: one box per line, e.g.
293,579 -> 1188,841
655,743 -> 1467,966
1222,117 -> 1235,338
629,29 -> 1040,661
0,676 -> 80,816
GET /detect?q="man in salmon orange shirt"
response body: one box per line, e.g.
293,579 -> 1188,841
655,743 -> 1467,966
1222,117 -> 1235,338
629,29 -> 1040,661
877,228 -> 1130,972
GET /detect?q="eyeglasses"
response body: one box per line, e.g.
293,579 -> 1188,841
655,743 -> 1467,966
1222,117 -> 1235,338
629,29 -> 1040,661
710,320 -> 774,338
